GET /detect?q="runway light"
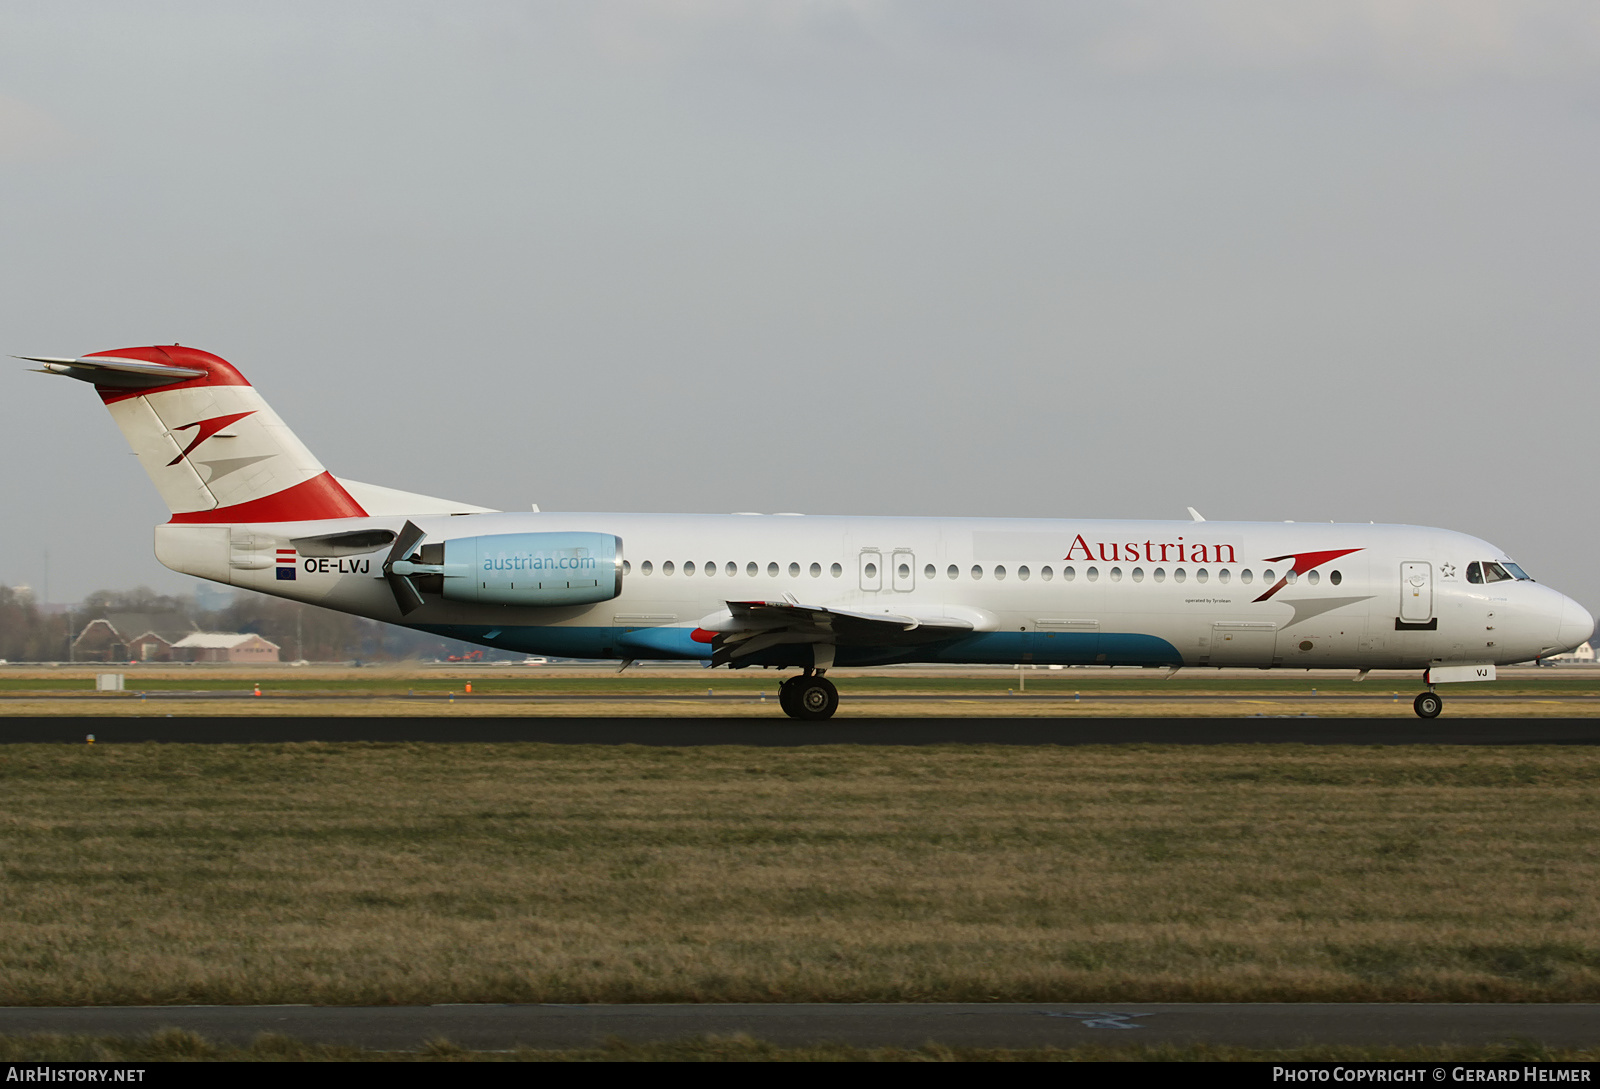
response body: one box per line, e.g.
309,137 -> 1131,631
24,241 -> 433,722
86,734 -> 94,745
253,684 -> 260,697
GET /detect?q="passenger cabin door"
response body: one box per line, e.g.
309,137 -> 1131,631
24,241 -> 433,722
1400,562 -> 1433,623
891,550 -> 915,592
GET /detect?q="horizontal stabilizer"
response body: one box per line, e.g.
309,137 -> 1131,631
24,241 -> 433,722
19,355 -> 207,389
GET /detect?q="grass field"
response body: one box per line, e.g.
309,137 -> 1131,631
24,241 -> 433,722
2,740 -> 1597,1006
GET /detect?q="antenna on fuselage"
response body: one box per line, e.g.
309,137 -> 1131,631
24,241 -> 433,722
1186,507 -> 1206,522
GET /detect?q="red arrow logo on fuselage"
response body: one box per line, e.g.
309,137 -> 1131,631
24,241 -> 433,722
1252,548 -> 1364,602
166,411 -> 256,466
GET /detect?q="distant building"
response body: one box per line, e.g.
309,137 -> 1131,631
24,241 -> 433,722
170,633 -> 281,663
1548,641 -> 1595,664
73,611 -> 198,662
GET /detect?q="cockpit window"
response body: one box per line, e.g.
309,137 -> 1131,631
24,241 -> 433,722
1503,562 -> 1533,581
1484,562 -> 1513,583
1467,562 -> 1482,584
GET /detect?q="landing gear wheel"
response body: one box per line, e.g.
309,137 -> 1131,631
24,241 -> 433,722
787,675 -> 839,721
778,676 -> 803,717
1414,691 -> 1443,719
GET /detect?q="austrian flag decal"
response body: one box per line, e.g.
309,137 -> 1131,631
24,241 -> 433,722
276,548 -> 297,581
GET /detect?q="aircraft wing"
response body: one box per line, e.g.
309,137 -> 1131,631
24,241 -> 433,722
696,596 -> 975,667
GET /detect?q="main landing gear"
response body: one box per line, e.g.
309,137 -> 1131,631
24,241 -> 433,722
1413,690 -> 1443,719
779,671 -> 839,721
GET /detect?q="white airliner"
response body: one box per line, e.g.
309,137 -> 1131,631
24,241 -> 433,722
28,345 -> 1594,720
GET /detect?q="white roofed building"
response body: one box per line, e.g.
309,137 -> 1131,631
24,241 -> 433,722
170,633 -> 280,663
1546,641 -> 1595,664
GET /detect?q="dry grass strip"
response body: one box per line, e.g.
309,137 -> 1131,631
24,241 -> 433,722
0,1030 -> 1595,1062
1,742 -> 1598,1005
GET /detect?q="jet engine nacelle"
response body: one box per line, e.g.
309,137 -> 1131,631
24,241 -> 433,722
390,531 -> 622,609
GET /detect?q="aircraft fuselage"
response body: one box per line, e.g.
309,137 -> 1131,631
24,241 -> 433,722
157,512 -> 1589,671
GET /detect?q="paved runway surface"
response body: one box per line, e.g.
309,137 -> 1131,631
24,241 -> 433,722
1,1003 -> 1595,1050
1,716 -> 1598,745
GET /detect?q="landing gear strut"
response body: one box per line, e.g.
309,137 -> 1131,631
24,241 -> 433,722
1413,690 -> 1443,719
779,672 -> 839,721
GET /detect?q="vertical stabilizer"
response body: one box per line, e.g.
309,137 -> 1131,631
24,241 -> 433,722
28,345 -> 366,522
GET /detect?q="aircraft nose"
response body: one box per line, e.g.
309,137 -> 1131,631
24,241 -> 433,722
1557,597 -> 1595,654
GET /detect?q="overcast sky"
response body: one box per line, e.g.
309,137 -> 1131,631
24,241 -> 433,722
3,1 -> 1598,612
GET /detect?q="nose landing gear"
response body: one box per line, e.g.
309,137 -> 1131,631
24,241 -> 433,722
1413,690 -> 1443,719
779,672 -> 839,721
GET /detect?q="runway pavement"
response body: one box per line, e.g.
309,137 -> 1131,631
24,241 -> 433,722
1,1003 -> 1595,1050
1,715 -> 1599,744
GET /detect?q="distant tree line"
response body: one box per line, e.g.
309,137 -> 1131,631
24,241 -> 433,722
0,585 -> 503,663
0,587 -> 72,662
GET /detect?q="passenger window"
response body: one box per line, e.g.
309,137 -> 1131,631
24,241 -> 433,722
684,561 -> 696,576
1109,567 -> 1122,582
925,564 -> 936,579
1196,569 -> 1208,584
747,562 -> 758,577
864,563 -> 877,578
1132,567 -> 1144,582
1063,566 -> 1075,581
663,561 -> 675,576
1330,570 -> 1342,586
1174,568 -> 1186,583
642,560 -> 653,575
1241,569 -> 1252,584
831,563 -> 842,577
1018,566 -> 1030,581
995,565 -> 1007,580
1217,569 -> 1229,584
1263,569 -> 1275,582
1153,567 -> 1165,583
948,565 -> 960,579
623,560 -> 631,575
767,562 -> 779,577
971,565 -> 983,580
1307,571 -> 1320,585
897,563 -> 910,579
726,561 -> 737,576
810,562 -> 821,577
1087,567 -> 1099,582
789,562 -> 800,577
1041,566 -> 1053,581
704,561 -> 714,576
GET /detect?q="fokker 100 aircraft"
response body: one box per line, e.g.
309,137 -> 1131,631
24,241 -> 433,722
29,345 -> 1594,720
